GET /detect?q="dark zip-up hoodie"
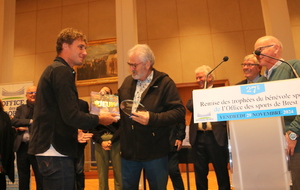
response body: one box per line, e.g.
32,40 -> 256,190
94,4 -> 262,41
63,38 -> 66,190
118,69 -> 185,161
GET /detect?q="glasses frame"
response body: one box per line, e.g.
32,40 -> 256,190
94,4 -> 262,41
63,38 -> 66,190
241,63 -> 260,67
127,62 -> 143,69
255,44 -> 274,52
26,92 -> 36,95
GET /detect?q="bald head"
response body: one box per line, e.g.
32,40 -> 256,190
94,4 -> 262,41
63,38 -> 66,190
26,86 -> 37,103
254,36 -> 283,70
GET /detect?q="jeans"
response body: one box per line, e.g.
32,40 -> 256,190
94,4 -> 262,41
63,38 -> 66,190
122,156 -> 168,190
36,156 -> 75,190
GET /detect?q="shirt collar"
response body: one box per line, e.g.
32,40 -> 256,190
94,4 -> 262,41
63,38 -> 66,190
207,85 -> 213,89
55,57 -> 76,75
264,60 -> 282,79
138,70 -> 154,84
247,74 -> 261,83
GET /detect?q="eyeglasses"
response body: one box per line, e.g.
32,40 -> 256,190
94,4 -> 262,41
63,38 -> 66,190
241,63 -> 259,67
26,92 -> 36,95
127,62 -> 143,69
255,44 -> 274,52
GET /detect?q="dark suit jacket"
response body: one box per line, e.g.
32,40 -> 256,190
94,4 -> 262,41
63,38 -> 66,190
11,103 -> 33,152
235,79 -> 247,85
186,98 -> 228,147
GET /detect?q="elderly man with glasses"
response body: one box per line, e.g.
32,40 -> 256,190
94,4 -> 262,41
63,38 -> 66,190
118,44 -> 186,190
11,85 -> 43,190
254,35 -> 300,190
236,54 -> 262,84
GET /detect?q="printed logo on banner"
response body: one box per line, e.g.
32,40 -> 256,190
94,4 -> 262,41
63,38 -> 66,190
0,82 -> 33,117
1,87 -> 26,117
195,112 -> 214,122
1,87 -> 25,97
240,84 -> 265,95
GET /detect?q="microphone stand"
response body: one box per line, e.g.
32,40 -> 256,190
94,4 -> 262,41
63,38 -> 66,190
204,56 -> 229,89
204,79 -> 208,89
254,50 -> 299,78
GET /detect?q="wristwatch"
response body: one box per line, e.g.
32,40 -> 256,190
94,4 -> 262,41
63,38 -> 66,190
288,131 -> 298,140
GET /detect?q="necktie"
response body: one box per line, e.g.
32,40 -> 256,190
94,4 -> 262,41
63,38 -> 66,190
202,122 -> 207,130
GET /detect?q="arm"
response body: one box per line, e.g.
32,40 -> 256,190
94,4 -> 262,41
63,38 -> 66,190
11,105 -> 31,127
77,99 -> 93,144
77,129 -> 93,143
286,115 -> 300,155
52,66 -> 117,130
108,122 -> 120,143
176,122 -> 186,141
186,97 -> 194,113
92,122 -> 120,144
281,60 -> 300,155
132,77 -> 186,126
91,125 -> 105,144
174,122 -> 186,151
101,141 -> 112,150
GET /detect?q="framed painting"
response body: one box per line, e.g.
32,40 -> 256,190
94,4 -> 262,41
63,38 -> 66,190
76,38 -> 117,86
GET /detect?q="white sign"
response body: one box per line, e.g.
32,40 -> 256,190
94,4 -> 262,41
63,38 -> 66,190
0,81 -> 33,117
193,78 -> 300,123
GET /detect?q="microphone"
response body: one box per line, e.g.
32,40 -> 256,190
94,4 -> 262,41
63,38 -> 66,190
254,50 -> 299,78
204,56 -> 229,89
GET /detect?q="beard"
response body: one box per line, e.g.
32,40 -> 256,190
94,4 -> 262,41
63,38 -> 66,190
131,70 -> 143,80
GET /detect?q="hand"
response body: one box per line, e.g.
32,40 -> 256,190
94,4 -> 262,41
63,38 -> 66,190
17,127 -> 28,131
101,140 -> 112,150
131,111 -> 149,125
175,140 -> 183,151
286,133 -> 297,156
77,129 -> 93,143
98,112 -> 119,126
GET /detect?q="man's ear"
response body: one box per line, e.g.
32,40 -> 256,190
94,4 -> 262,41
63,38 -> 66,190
207,74 -> 213,82
274,44 -> 279,54
145,61 -> 151,69
62,43 -> 69,50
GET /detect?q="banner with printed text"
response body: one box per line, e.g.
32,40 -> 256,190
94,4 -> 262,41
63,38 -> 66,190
193,78 -> 300,123
0,82 -> 34,118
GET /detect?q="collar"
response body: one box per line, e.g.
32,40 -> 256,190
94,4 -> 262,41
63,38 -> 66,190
206,85 -> 213,89
247,74 -> 261,83
264,60 -> 282,79
54,57 -> 76,75
26,100 -> 34,108
137,70 -> 154,84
